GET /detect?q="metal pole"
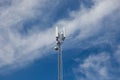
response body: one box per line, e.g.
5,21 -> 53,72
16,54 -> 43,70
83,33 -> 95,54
58,43 -> 63,80
58,44 -> 61,80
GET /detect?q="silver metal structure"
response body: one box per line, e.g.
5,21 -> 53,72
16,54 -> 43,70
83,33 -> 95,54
54,26 -> 66,80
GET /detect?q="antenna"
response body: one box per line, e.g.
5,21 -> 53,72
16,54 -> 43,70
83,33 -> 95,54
56,26 -> 59,38
54,26 -> 66,80
62,27 -> 65,41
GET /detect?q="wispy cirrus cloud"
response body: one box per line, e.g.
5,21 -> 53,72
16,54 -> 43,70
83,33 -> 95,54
56,0 -> 120,40
73,51 -> 120,80
74,53 -> 110,80
73,43 -> 120,80
0,0 -> 60,71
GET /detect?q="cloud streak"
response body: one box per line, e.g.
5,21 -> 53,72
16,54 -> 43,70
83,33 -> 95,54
74,53 -> 110,80
56,0 -> 120,40
0,0 -> 59,70
73,42 -> 120,80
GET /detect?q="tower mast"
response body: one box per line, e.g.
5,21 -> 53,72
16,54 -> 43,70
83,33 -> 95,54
54,26 -> 66,80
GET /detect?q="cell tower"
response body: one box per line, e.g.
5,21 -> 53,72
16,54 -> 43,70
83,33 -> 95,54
54,26 -> 66,80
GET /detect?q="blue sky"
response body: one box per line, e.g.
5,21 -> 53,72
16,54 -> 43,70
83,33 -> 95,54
0,0 -> 120,80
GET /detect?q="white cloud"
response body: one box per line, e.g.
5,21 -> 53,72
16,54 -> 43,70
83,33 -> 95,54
0,0 -> 58,70
55,0 -> 120,40
74,52 -> 120,80
73,43 -> 120,80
